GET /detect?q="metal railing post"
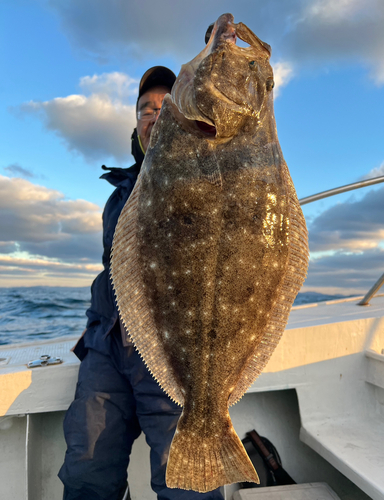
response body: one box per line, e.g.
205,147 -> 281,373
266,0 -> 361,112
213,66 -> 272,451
357,273 -> 384,306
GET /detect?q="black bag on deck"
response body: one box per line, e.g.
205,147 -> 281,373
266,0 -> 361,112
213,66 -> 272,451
240,429 -> 296,489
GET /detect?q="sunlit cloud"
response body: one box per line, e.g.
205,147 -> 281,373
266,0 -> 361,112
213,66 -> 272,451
308,185 -> 384,252
302,184 -> 384,293
79,72 -> 138,101
0,255 -> 103,287
0,175 -> 103,285
0,253 -> 102,273
272,61 -> 294,97
20,90 -> 136,163
302,247 -> 384,295
0,175 -> 102,242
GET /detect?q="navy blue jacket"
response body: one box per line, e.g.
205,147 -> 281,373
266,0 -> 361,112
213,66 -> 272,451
74,135 -> 144,360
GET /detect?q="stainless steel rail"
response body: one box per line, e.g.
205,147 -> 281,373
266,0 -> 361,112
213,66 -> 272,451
298,175 -> 384,306
299,175 -> 384,206
358,273 -> 384,306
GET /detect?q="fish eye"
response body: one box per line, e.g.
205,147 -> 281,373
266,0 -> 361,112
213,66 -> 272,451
266,78 -> 275,91
249,61 -> 255,67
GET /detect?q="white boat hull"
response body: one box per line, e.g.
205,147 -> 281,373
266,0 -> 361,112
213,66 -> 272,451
1,295 -> 383,499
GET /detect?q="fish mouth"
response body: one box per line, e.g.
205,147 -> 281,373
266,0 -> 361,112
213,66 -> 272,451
171,13 -> 272,138
195,120 -> 217,136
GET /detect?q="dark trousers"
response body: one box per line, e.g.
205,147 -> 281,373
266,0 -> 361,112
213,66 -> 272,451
59,331 -> 224,500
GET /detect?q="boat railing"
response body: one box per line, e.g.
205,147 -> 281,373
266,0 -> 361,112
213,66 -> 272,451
298,174 -> 384,306
357,272 -> 384,306
299,174 -> 384,206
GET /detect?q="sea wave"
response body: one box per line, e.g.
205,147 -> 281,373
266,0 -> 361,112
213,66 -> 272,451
0,287 -> 91,345
0,287 -> 351,345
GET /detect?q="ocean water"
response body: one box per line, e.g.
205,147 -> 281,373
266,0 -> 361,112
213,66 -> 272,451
0,287 -> 349,346
0,287 -> 91,346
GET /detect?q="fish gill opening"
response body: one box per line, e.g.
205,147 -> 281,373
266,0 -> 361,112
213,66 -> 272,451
195,120 -> 217,136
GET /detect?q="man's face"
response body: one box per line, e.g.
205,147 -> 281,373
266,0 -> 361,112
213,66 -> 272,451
136,85 -> 170,152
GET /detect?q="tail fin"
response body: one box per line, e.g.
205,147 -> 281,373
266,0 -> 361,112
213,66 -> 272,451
166,423 -> 259,492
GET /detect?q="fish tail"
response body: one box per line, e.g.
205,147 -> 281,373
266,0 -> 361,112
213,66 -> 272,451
166,420 -> 259,492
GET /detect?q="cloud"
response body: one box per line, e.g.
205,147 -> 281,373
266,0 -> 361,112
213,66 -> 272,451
20,87 -> 136,162
48,0 -> 196,61
272,62 -> 294,97
301,184 -> 384,293
362,161 -> 384,180
3,163 -> 36,179
0,254 -> 102,287
0,175 -> 103,268
17,2 -> 384,163
16,57 -> 293,164
79,72 -> 138,101
49,0 -> 384,85
1,172 -> 382,291
286,0 -> 384,83
305,0 -> 363,21
307,185 -> 384,252
303,247 -> 384,294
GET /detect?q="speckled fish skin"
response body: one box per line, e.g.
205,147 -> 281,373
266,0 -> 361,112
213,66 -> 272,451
111,13 -> 309,493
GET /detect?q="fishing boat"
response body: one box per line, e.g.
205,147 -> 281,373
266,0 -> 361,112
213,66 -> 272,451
1,177 -> 384,500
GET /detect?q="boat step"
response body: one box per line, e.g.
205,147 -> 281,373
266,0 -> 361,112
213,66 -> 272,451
365,349 -> 384,390
300,417 -> 384,500
233,482 -> 340,500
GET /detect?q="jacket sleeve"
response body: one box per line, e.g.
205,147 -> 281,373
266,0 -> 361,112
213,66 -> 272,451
74,175 -> 135,359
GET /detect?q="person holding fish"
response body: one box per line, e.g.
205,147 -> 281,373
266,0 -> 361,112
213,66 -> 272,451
59,65 -> 224,500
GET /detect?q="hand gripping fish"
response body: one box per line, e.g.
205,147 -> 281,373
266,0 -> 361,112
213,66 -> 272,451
111,13 -> 309,493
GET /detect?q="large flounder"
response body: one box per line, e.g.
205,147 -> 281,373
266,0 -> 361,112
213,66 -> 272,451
111,13 -> 309,493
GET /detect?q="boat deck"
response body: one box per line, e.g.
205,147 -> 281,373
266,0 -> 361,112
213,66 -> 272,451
288,294 -> 384,328
1,295 -> 384,499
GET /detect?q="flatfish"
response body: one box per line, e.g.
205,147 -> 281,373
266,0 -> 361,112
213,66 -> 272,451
111,13 -> 309,493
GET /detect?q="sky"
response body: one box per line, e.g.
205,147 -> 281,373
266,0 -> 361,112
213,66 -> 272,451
1,0 -> 384,295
